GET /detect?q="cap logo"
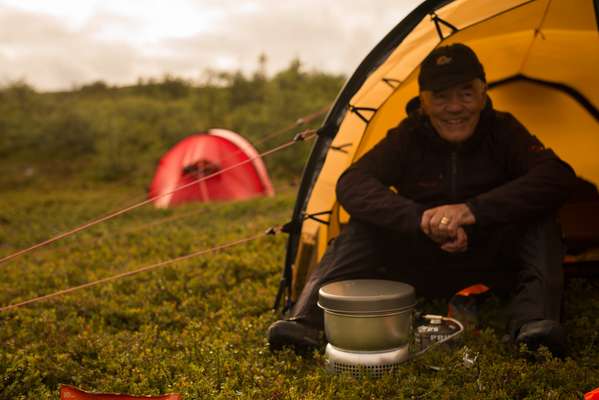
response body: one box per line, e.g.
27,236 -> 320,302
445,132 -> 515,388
436,55 -> 452,66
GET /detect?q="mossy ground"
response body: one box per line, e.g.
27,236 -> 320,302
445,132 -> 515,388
1,184 -> 598,399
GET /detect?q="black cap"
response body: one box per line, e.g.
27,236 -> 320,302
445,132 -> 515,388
418,43 -> 486,92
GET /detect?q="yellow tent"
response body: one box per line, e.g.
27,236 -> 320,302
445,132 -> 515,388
274,0 -> 599,310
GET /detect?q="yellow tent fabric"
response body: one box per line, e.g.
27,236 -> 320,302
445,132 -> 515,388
281,0 -> 599,304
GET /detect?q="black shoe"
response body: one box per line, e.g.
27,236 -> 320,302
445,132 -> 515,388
267,320 -> 322,351
515,319 -> 566,357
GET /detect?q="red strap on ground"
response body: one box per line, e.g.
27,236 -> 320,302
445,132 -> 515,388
60,385 -> 181,399
455,283 -> 490,297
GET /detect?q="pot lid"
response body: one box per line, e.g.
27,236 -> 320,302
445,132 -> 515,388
318,279 -> 415,313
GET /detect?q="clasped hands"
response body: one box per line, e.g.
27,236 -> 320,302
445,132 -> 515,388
420,203 -> 476,253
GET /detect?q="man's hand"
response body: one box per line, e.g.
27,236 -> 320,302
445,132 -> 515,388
440,226 -> 468,253
420,203 -> 476,252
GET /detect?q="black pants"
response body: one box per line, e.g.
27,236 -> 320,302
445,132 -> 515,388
290,217 -> 564,337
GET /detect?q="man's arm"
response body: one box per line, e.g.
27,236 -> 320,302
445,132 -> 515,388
336,123 -> 425,237
466,113 -> 577,226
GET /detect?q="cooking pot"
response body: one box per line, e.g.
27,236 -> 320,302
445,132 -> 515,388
318,279 -> 415,351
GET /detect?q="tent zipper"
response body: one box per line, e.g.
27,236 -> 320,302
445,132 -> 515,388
451,151 -> 458,201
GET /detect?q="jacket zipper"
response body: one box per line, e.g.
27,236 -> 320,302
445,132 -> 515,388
451,151 -> 458,201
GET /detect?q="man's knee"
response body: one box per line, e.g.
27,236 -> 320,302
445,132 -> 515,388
491,215 -> 563,263
525,215 -> 563,243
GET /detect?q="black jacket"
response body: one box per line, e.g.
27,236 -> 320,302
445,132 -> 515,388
336,98 -> 577,237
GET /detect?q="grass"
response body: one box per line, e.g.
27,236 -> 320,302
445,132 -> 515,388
1,183 -> 598,399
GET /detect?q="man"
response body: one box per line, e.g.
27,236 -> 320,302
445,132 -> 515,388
268,43 -> 576,356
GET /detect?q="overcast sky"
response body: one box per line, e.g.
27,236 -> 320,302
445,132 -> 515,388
0,1 -> 422,91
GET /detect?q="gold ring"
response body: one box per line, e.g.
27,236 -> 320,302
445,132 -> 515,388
440,216 -> 450,225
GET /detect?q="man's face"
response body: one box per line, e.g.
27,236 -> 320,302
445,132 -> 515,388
420,79 -> 487,143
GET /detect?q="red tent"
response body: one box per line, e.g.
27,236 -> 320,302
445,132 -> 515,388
148,129 -> 274,208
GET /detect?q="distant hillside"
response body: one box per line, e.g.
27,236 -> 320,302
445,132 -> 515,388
0,60 -> 344,189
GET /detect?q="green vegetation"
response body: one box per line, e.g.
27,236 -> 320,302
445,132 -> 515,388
0,66 -> 598,399
0,59 -> 343,189
1,186 -> 598,399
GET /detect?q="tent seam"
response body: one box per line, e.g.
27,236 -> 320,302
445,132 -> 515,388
518,0 -> 553,75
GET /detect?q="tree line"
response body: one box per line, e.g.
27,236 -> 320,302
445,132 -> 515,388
0,59 -> 345,189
